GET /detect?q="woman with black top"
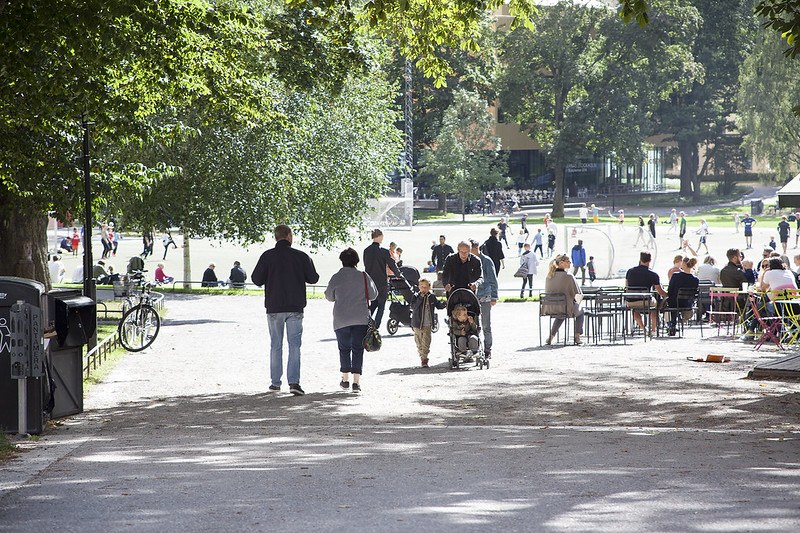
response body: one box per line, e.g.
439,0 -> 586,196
666,257 -> 699,336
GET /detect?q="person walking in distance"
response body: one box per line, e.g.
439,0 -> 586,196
162,230 -> 177,260
696,219 -> 710,255
571,239 -> 587,285
482,228 -> 505,275
251,225 -> 320,396
647,213 -> 657,248
678,211 -> 687,250
634,216 -> 646,248
363,228 -> 401,329
778,215 -> 791,254
587,256 -> 596,285
497,218 -> 511,249
668,208 -> 678,233
532,228 -> 544,258
519,243 -> 539,298
742,212 -> 756,249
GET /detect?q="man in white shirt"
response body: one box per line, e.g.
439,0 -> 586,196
578,206 -> 589,224
48,255 -> 65,284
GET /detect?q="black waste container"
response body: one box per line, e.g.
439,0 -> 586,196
0,276 -> 48,434
751,199 -> 764,216
47,289 -> 96,418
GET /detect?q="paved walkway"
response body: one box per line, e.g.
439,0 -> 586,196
1,293 -> 798,531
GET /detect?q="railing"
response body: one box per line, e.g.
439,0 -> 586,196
83,330 -> 121,378
167,280 -> 325,295
84,291 -> 165,377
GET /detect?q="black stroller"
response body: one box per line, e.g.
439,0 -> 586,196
386,266 -> 440,335
446,288 -> 488,369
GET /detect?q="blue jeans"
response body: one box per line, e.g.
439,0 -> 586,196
335,324 -> 368,375
369,293 -> 388,328
479,299 -> 493,352
267,312 -> 303,386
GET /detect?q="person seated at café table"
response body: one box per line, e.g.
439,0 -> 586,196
718,248 -> 749,313
666,257 -> 699,336
542,253 -> 584,345
697,255 -> 720,285
625,251 -> 668,337
761,258 -> 798,312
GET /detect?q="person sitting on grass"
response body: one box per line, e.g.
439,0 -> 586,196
154,263 -> 174,284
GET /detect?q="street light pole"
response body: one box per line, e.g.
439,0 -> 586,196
81,117 -> 97,350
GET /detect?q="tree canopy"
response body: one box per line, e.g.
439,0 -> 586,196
738,30 -> 800,179
498,0 -> 700,216
419,89 -> 508,217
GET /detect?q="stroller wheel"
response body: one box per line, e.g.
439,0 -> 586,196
386,319 -> 399,335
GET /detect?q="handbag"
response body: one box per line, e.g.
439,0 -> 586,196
362,273 -> 382,352
513,264 -> 529,278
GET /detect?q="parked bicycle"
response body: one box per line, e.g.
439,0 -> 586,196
118,270 -> 161,352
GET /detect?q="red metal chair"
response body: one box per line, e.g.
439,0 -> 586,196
748,293 -> 783,350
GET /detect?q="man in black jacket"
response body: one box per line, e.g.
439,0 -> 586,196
482,228 -> 505,275
363,228 -> 401,328
431,235 -> 454,272
228,260 -> 247,288
252,225 -> 320,396
442,241 -> 483,294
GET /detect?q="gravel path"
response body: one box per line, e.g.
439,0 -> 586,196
1,293 -> 798,531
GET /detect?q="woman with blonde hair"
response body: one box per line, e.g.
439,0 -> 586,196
541,254 -> 584,345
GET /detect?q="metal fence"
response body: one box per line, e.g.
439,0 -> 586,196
83,290 -> 164,378
83,330 -> 121,378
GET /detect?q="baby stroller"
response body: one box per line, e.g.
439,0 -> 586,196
446,288 -> 488,370
387,266 -> 440,335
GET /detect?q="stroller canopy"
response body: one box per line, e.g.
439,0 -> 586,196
447,288 -> 481,316
399,265 -> 420,286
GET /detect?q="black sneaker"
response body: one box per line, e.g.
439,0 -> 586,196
289,384 -> 305,396
352,383 -> 361,394
340,380 -> 350,390
268,385 -> 280,392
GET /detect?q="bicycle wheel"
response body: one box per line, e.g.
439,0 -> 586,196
118,304 -> 160,352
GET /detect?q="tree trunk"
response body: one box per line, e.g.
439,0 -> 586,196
0,207 -> 50,288
182,232 -> 191,289
678,139 -> 699,198
460,197 -> 465,222
438,194 -> 447,215
551,165 -> 565,218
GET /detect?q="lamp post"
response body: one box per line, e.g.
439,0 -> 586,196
81,117 -> 97,350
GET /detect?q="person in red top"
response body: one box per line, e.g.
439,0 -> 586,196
154,263 -> 174,284
71,228 -> 80,255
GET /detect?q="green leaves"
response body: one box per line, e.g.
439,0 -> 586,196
754,1 -> 800,58
421,89 -> 508,204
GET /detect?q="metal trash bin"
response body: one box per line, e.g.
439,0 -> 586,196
750,199 -> 764,216
0,277 -> 48,434
48,289 -> 96,418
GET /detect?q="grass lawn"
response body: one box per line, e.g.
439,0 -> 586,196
0,432 -> 15,461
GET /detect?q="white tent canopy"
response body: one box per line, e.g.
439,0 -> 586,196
777,172 -> 800,208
